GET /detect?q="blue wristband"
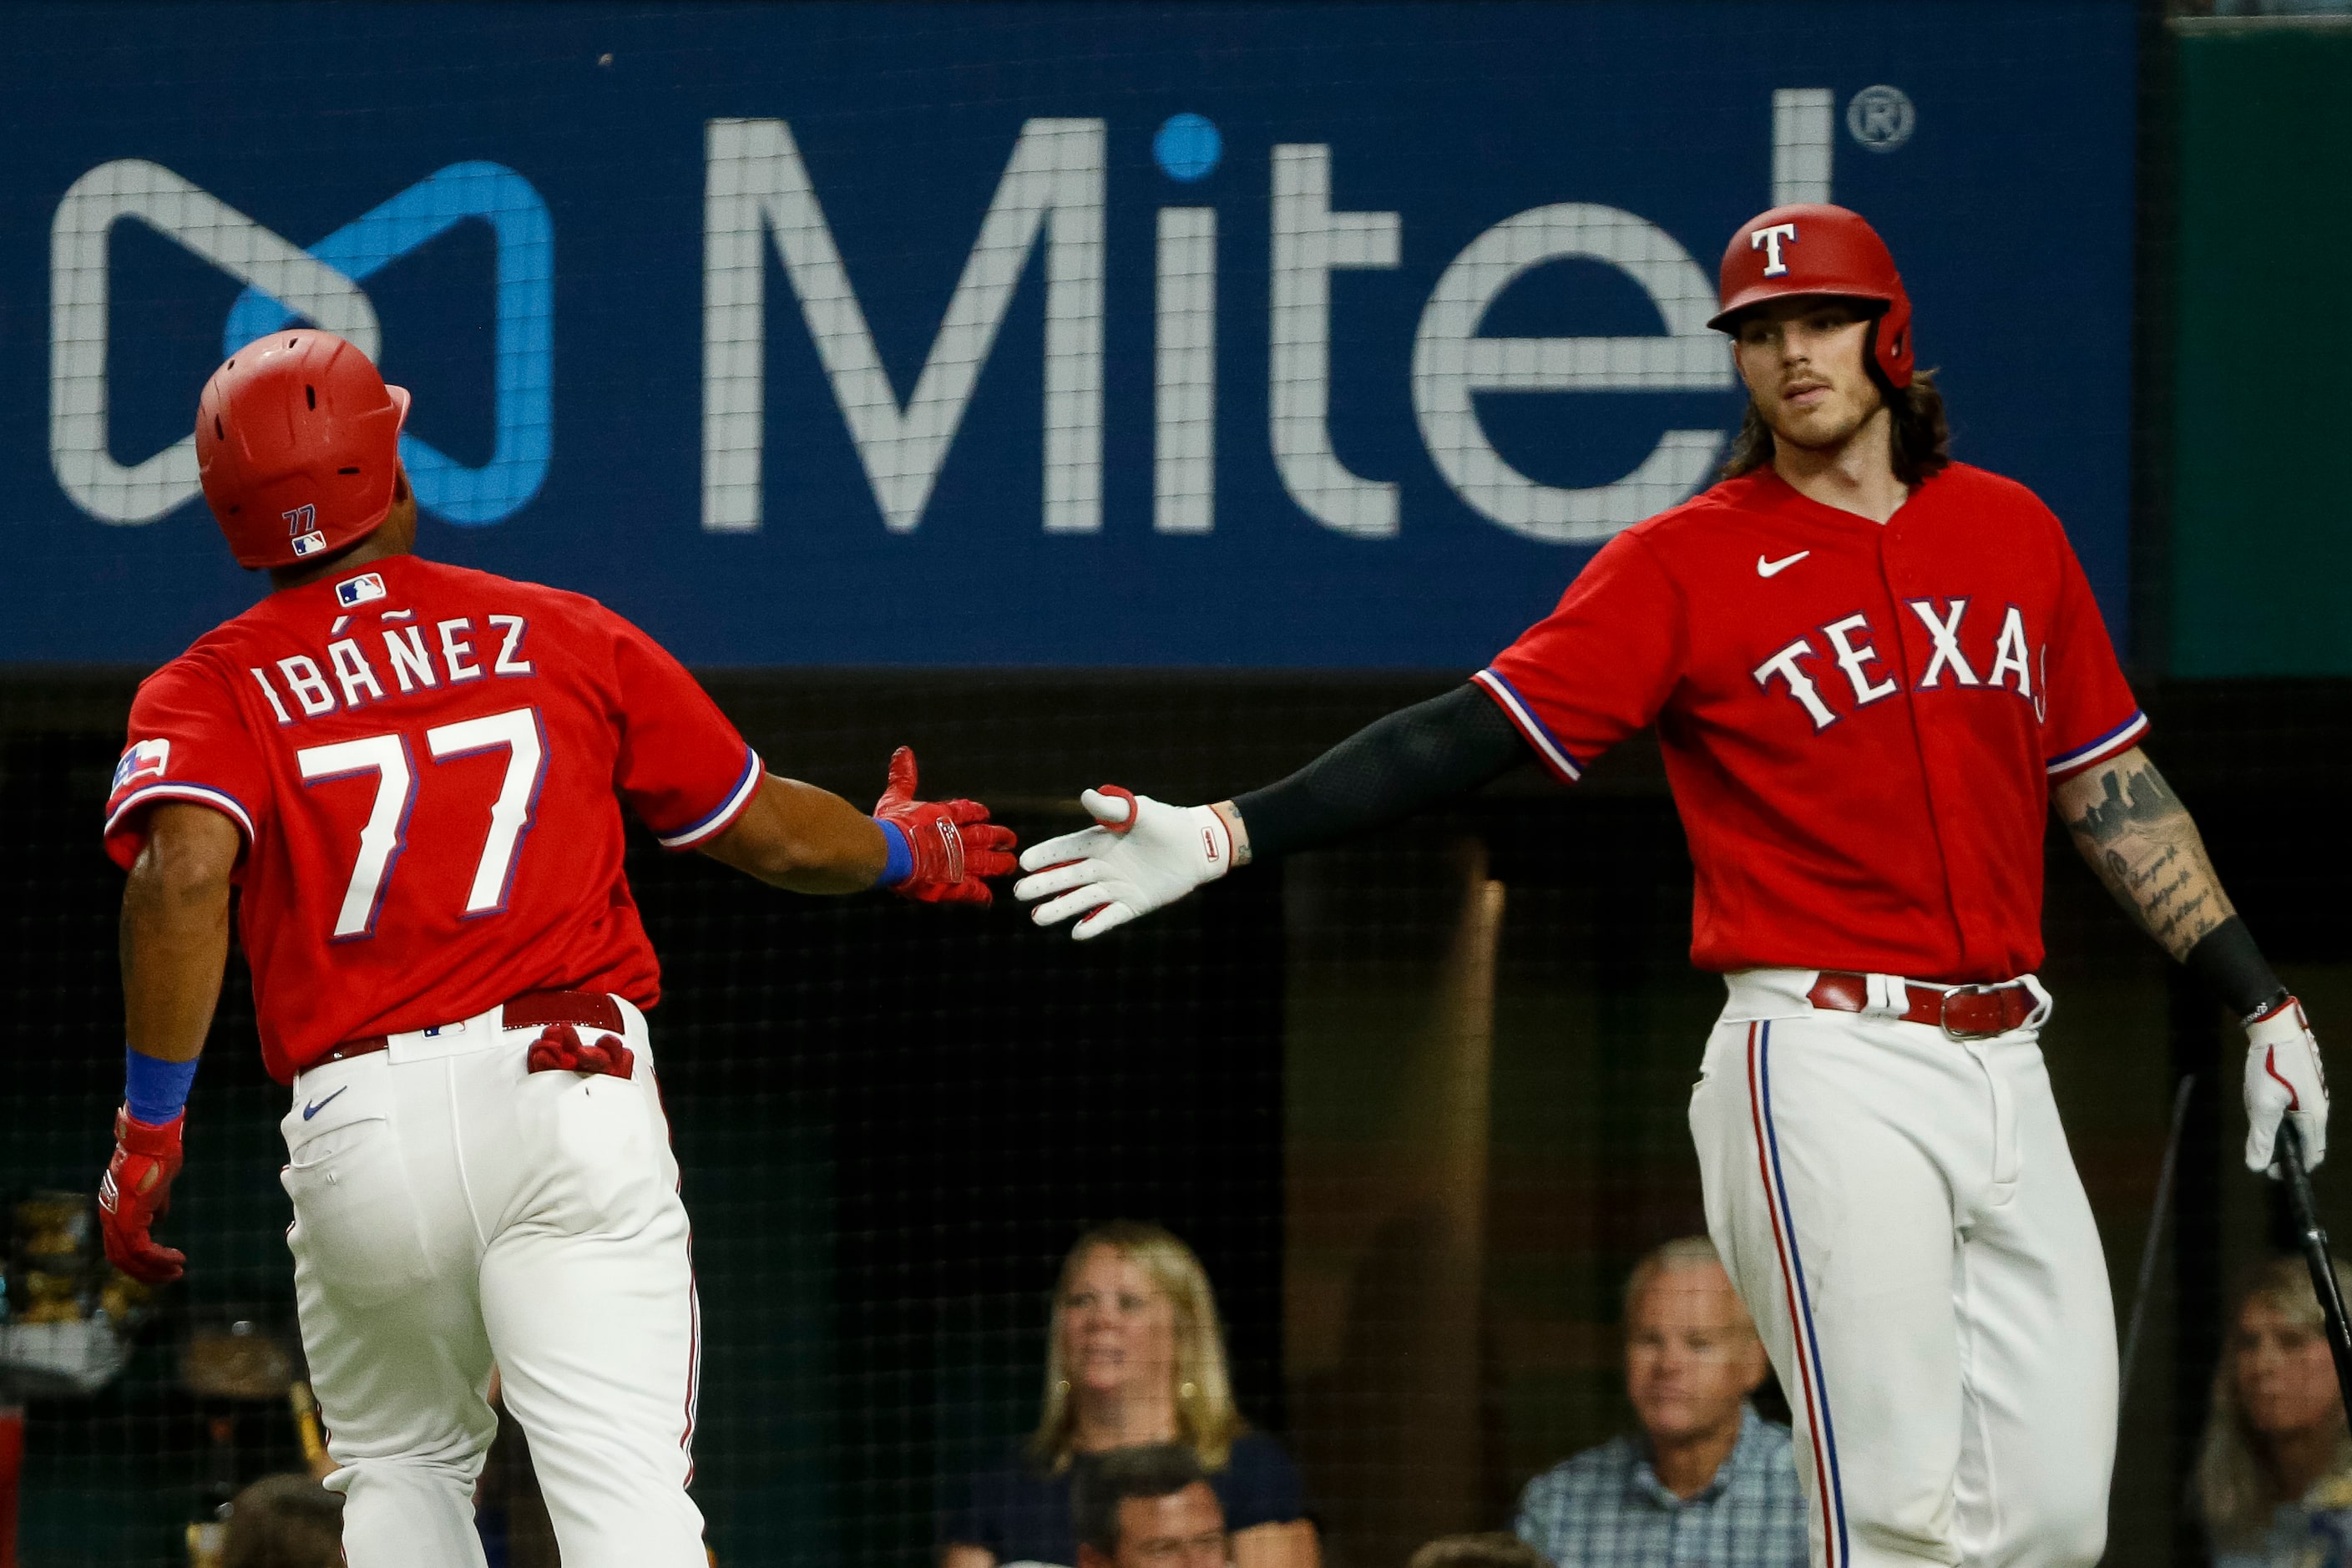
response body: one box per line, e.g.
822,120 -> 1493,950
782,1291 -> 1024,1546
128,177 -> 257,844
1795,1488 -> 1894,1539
124,1047 -> 199,1125
874,818 -> 913,888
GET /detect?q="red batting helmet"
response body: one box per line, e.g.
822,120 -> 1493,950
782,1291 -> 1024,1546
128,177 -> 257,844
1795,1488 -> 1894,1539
195,331 -> 411,569
1707,203 -> 1914,389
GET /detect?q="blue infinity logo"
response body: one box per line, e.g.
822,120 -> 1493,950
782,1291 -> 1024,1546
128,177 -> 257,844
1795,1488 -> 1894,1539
226,162 -> 553,527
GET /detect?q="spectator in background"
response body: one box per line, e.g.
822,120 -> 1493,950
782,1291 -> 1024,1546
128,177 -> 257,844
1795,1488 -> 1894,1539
1406,1533 -> 1550,1568
1515,1237 -> 1803,1568
943,1222 -> 1314,1568
2202,1254 -> 2352,1567
220,1474 -> 342,1568
1073,1444 -> 1229,1568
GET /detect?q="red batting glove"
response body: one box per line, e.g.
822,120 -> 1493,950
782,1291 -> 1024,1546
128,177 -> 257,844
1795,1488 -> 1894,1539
99,1106 -> 186,1284
525,1022 -> 637,1080
872,746 -> 1018,906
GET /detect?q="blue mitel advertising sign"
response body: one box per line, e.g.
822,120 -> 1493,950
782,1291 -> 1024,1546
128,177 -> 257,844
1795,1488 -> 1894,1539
1,2 -> 2137,668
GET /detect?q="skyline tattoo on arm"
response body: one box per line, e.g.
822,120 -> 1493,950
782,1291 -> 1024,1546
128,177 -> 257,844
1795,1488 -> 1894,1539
2056,747 -> 2236,962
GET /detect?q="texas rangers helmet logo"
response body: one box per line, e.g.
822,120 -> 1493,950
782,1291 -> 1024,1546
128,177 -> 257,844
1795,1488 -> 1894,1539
111,737 -> 169,792
284,503 -> 328,558
1751,222 -> 1798,277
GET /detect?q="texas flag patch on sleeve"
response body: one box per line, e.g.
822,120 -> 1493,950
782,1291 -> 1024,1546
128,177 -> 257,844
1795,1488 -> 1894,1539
111,738 -> 170,793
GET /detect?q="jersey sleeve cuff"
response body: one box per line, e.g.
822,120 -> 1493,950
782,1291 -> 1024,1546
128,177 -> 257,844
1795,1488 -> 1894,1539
2046,711 -> 2147,780
655,748 -> 764,850
103,783 -> 257,859
1472,669 -> 1584,783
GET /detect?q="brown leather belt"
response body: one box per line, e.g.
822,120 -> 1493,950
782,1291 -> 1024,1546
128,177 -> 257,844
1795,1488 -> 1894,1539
1805,971 -> 2037,1040
311,989 -> 625,1066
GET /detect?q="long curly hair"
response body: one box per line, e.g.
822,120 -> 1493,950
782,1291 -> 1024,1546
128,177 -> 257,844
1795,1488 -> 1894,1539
1027,1222 -> 1247,1474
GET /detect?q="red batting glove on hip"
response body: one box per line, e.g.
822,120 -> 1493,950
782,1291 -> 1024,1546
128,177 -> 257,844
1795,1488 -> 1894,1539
525,1022 -> 636,1080
873,746 -> 1018,905
99,1106 -> 186,1283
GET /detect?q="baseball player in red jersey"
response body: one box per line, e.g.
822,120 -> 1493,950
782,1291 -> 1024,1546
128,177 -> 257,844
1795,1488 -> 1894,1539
1014,205 -> 2329,1566
95,331 -> 1014,1565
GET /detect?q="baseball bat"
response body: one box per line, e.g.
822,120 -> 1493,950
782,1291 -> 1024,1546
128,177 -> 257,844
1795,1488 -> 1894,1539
2119,1073 -> 2197,1406
2277,1122 -> 2352,1418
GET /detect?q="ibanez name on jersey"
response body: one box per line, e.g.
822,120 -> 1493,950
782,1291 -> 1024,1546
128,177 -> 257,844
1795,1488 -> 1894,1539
243,572 -> 537,725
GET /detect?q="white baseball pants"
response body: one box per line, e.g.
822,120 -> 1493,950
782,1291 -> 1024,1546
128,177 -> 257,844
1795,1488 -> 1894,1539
281,996 -> 706,1565
1687,971 -> 2117,1568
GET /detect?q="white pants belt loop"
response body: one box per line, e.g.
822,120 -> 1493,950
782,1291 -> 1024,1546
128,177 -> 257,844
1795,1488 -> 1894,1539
1864,971 -> 1909,1020
2019,973 -> 2056,1030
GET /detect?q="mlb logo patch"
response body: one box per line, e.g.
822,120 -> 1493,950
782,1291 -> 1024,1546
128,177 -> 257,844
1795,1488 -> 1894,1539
290,532 -> 330,558
336,573 -> 387,608
111,738 -> 169,793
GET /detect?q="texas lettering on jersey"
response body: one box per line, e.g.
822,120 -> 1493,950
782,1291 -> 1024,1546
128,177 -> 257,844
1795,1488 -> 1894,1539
1479,463 -> 2145,983
1751,596 -> 2043,732
104,556 -> 762,1082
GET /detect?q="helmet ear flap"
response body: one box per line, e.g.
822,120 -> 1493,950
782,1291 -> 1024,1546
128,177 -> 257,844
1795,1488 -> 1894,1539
1872,291 -> 1915,389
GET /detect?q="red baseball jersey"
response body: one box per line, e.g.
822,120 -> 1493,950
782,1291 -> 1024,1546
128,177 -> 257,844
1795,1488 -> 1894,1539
1477,463 -> 2144,983
104,555 -> 762,1082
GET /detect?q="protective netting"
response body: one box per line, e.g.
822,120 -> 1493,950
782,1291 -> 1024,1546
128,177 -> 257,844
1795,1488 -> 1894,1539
3,673 -> 2350,1566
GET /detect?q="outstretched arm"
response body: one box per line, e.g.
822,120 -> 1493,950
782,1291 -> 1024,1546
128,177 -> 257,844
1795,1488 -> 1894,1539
1225,683 -> 1535,862
701,774 -> 893,893
1016,684 -> 1535,938
2052,744 -> 2325,1172
701,746 -> 1016,903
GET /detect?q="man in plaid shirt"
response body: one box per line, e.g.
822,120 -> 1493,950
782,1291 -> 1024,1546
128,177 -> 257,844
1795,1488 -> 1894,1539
1515,1239 -> 1805,1568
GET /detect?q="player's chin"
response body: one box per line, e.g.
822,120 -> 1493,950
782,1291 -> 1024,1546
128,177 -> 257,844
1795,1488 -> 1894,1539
1767,399 -> 1869,450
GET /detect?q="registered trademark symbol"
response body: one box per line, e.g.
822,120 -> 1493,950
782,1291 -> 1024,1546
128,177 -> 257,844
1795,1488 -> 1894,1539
1847,86 -> 1914,153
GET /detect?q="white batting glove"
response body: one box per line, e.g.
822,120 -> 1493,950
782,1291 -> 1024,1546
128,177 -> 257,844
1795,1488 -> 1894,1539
2245,995 -> 2329,1175
1014,787 -> 1233,940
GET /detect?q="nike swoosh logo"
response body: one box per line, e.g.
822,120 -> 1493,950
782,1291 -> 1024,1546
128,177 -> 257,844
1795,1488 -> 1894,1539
301,1086 -> 348,1121
1758,550 -> 1810,578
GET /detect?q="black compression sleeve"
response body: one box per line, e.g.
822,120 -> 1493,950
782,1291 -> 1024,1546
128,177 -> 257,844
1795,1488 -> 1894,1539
2184,916 -> 2289,1020
1230,682 -> 1535,861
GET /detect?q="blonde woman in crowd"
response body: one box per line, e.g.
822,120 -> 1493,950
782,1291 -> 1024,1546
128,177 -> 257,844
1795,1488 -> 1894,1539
2203,1253 -> 2352,1567
942,1222 -> 1317,1568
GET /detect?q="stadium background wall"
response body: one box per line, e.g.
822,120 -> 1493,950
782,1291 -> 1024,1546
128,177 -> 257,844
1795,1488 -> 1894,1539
7,2 -> 2136,667
6,3 -> 2346,1566
2166,24 -> 2352,676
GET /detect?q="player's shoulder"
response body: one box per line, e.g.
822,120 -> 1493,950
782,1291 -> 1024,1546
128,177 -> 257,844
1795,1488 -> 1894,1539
138,612 -> 269,706
1589,470 -> 1797,588
1620,467 -> 1799,549
1921,459 -> 2055,516
394,556 -> 612,618
1911,463 -> 2075,559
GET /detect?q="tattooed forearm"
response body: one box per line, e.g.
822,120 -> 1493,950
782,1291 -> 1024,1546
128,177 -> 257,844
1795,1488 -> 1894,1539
2054,746 -> 2235,961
